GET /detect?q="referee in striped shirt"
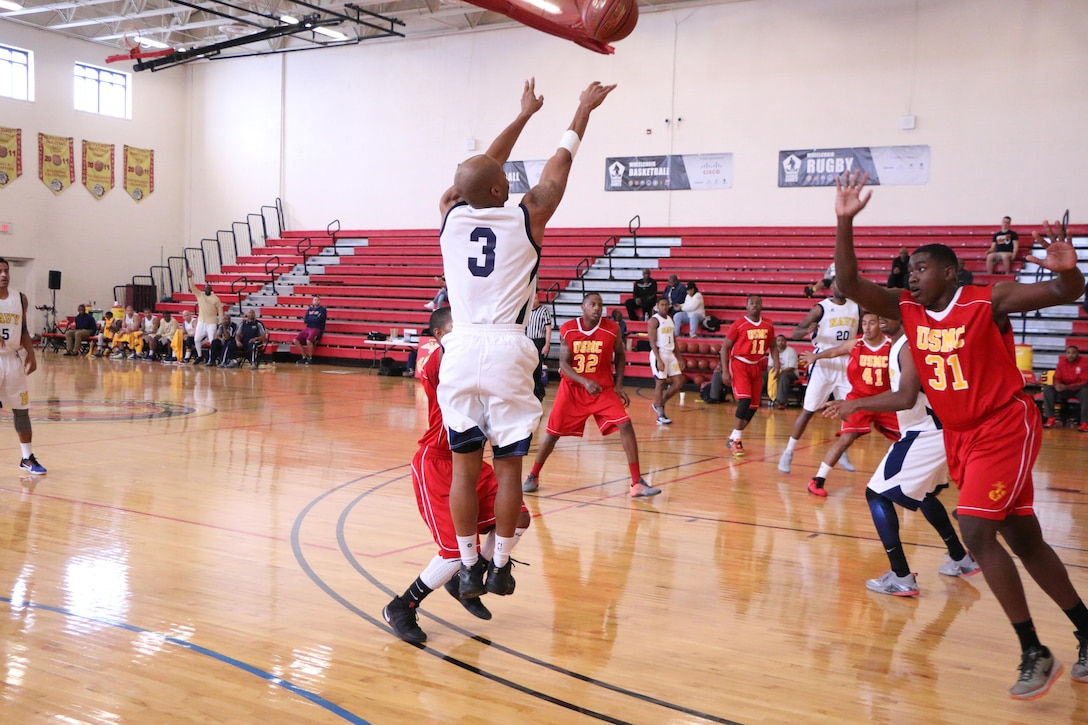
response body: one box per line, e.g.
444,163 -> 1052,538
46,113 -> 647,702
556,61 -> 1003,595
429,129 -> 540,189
527,296 -> 554,401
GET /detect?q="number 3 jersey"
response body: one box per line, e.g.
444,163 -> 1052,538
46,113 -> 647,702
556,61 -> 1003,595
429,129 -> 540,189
559,317 -> 621,389
440,201 -> 541,328
899,285 -> 1023,431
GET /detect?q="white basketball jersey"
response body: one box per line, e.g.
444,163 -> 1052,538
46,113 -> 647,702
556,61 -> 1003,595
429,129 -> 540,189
889,336 -> 940,433
440,202 -> 540,327
811,298 -> 859,373
652,312 -> 675,352
0,291 -> 22,356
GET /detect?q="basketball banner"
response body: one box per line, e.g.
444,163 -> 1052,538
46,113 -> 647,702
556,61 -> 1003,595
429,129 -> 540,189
604,153 -> 734,191
778,146 -> 930,187
38,132 -> 74,195
82,140 -> 114,199
0,127 -> 21,189
503,160 -> 547,194
124,145 -> 154,202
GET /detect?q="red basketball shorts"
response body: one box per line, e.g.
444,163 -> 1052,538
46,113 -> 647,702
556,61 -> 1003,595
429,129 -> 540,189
412,445 -> 499,559
840,400 -> 900,440
546,381 -> 630,437
945,393 -> 1040,520
728,358 -> 765,401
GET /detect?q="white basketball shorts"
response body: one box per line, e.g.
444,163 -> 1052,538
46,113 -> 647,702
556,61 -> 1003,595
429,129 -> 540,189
0,354 -> 29,410
867,428 -> 949,505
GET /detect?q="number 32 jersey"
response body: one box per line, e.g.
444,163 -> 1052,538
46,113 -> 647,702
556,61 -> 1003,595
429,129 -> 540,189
559,318 -> 621,390
440,201 -> 541,328
899,285 -> 1023,431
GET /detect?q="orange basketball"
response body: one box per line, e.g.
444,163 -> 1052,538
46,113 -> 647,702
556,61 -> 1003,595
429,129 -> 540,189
581,0 -> 639,43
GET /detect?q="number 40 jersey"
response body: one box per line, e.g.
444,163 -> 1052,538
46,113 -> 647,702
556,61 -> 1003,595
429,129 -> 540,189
440,201 -> 541,328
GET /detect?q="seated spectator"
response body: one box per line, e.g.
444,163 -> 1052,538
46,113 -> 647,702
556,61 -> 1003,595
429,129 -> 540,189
956,260 -> 974,286
293,296 -> 327,365
767,335 -> 799,409
145,311 -> 179,361
92,311 -> 119,357
1042,345 -> 1088,430
172,310 -> 198,363
64,304 -> 98,356
673,282 -> 706,337
609,308 -> 628,344
423,275 -> 447,311
887,247 -> 909,288
803,263 -> 836,298
208,313 -> 237,367
624,269 -> 658,321
662,274 -> 686,314
221,309 -> 268,369
985,215 -> 1019,274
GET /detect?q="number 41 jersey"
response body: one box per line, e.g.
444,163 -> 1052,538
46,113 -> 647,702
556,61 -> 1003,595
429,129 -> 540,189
440,201 -> 541,327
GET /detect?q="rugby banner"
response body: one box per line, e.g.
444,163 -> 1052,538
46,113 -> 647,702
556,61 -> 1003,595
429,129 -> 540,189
124,145 -> 154,202
38,133 -> 74,195
0,127 -> 21,188
82,140 -> 114,199
778,146 -> 930,187
605,153 -> 734,191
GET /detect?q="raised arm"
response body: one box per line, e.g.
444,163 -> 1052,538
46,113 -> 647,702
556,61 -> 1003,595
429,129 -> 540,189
992,221 -> 1086,317
439,79 -> 544,217
789,304 -> 824,340
833,170 -> 901,319
523,81 -> 617,239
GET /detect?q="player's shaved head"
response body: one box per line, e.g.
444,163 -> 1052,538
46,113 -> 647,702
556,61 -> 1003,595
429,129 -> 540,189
429,306 -> 452,333
454,155 -> 508,208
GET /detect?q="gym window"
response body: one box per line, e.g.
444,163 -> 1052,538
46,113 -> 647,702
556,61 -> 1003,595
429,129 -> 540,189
74,63 -> 130,119
0,44 -> 33,101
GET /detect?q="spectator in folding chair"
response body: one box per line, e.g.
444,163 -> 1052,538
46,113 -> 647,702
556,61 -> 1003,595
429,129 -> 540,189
92,312 -> 118,357
64,304 -> 97,356
221,309 -> 267,369
144,311 -> 179,362
172,310 -> 198,363
208,313 -> 237,367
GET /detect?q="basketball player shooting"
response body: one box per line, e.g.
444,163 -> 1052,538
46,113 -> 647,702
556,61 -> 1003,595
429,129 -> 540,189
438,79 -> 616,600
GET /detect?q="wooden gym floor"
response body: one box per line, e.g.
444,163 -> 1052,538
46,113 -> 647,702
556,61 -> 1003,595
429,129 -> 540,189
0,355 -> 1086,723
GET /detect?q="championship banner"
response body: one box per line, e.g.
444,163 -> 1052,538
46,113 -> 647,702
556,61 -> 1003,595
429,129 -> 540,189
0,127 -> 21,188
778,145 -> 930,187
38,133 -> 74,195
605,153 -> 734,191
124,145 -> 154,202
82,140 -> 115,199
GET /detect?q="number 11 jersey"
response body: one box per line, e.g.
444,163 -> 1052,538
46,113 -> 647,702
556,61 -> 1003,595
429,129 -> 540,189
440,201 -> 541,328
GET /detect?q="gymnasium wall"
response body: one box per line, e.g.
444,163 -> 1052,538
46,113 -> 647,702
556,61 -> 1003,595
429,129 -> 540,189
188,0 -> 1088,235
0,22 -> 187,316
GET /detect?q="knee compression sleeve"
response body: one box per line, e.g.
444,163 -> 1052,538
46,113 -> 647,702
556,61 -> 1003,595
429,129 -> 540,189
735,397 -> 756,421
13,408 -> 31,434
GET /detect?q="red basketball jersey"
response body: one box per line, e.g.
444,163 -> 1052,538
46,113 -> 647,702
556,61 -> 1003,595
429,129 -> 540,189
846,337 -> 892,398
726,316 -> 775,363
560,317 -> 620,389
416,345 -> 449,454
899,285 -> 1023,430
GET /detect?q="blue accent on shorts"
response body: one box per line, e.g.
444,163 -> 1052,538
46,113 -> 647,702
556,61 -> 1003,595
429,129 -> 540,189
448,426 -> 487,453
494,434 -> 533,459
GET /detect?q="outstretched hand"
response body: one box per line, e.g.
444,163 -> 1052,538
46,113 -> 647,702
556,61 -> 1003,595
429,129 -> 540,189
835,169 -> 872,219
521,78 -> 544,117
1026,220 -> 1079,273
579,81 -> 617,111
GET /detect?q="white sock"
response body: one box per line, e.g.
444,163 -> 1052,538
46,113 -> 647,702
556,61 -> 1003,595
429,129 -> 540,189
420,555 -> 462,590
731,429 -> 743,441
785,437 -> 799,453
493,536 -> 516,567
817,462 -> 833,479
20,443 -> 32,459
479,530 -> 496,560
457,535 -> 478,566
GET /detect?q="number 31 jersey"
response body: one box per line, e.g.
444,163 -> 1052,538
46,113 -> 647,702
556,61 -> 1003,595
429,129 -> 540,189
440,201 -> 541,328
899,285 -> 1023,431
559,317 -> 620,389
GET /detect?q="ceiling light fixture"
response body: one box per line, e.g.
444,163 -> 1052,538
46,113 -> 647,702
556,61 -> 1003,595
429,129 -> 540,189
279,14 -> 299,24
138,37 -> 170,49
313,26 -> 348,41
0,0 -> 25,12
